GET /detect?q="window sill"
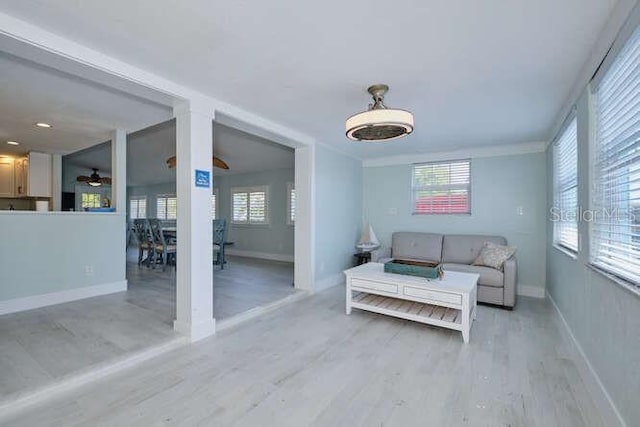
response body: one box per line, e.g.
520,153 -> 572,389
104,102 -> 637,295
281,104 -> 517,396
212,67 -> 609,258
553,244 -> 577,260
230,222 -> 271,228
587,263 -> 640,298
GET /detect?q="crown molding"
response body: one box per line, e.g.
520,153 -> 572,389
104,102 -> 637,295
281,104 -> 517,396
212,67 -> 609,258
362,141 -> 548,167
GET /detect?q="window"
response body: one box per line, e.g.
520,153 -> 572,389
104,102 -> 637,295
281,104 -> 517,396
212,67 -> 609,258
412,160 -> 471,214
157,195 -> 177,220
211,189 -> 218,220
553,118 -> 578,252
287,182 -> 295,225
129,196 -> 147,219
591,25 -> 640,285
231,186 -> 268,224
81,192 -> 102,209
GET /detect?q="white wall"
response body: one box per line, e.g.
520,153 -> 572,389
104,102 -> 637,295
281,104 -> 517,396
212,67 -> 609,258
363,152 -> 547,292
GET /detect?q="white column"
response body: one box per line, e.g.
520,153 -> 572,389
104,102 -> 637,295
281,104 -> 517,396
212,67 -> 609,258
173,99 -> 216,342
51,154 -> 62,211
110,129 -> 127,212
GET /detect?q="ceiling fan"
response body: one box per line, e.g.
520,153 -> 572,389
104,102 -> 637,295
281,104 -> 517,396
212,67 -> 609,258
165,156 -> 229,170
77,168 -> 112,187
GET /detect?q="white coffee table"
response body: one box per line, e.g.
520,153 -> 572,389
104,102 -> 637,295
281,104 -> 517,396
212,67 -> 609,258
344,263 -> 479,343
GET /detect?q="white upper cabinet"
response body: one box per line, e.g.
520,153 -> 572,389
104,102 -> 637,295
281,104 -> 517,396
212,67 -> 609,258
27,152 -> 51,197
0,157 -> 15,197
0,152 -> 52,198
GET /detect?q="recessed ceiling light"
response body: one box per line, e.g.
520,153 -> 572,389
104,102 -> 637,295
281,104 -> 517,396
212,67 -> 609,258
6,141 -> 20,146
35,122 -> 52,128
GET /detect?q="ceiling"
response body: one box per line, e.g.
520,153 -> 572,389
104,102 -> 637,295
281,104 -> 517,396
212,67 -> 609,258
64,121 -> 295,187
0,51 -> 172,157
0,0 -> 619,158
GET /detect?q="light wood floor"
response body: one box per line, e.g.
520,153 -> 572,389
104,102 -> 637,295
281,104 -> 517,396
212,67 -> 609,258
1,286 -> 606,427
0,255 -> 296,403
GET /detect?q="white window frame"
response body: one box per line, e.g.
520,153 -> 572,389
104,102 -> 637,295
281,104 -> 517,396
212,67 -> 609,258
589,23 -> 640,288
129,196 -> 147,219
411,159 -> 471,215
211,188 -> 218,220
553,116 -> 578,253
231,185 -> 269,225
287,182 -> 295,225
156,194 -> 177,220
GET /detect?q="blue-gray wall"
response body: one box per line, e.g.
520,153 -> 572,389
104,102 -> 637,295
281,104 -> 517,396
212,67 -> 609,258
0,212 -> 126,301
216,168 -> 294,258
127,182 -> 176,219
314,145 -> 363,287
363,152 -> 547,290
546,90 -> 640,425
127,168 -> 295,258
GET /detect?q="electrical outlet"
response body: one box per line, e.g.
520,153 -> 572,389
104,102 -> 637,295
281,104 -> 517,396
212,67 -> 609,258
387,207 -> 398,216
84,265 -> 94,276
516,206 -> 524,216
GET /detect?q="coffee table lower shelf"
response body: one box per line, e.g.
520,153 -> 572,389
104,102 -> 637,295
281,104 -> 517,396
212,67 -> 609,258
351,292 -> 463,330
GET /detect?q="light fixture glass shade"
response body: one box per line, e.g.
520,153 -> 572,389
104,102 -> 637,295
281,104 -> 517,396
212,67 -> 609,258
88,181 -> 102,187
346,109 -> 414,142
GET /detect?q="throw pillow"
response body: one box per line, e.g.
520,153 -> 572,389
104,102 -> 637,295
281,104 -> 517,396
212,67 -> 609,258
472,241 -> 517,270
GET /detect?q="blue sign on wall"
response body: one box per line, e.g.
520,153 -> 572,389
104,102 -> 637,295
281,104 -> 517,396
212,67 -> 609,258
195,169 -> 210,188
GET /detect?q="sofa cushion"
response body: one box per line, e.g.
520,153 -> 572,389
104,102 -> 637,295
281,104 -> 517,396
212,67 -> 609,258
392,232 -> 443,263
442,263 -> 504,288
473,241 -> 517,270
441,235 -> 507,264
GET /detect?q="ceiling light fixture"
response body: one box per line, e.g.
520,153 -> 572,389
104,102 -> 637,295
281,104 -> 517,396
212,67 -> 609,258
35,122 -> 52,128
346,84 -> 414,142
6,141 -> 19,146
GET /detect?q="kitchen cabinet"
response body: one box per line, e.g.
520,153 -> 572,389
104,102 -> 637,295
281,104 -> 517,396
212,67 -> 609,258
0,157 -> 15,197
14,157 -> 28,196
0,152 -> 52,198
27,152 -> 51,197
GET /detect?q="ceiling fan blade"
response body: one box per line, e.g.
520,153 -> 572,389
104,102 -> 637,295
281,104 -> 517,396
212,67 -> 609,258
213,156 -> 229,170
166,155 -> 229,170
77,176 -> 91,182
101,177 -> 112,185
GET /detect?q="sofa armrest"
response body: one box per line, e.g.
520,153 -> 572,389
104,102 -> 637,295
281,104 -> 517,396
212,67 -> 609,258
503,257 -> 517,308
370,247 -> 391,263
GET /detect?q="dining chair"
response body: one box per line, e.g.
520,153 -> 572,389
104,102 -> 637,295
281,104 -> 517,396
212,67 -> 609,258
213,219 -> 227,269
149,218 -> 177,271
132,219 -> 152,267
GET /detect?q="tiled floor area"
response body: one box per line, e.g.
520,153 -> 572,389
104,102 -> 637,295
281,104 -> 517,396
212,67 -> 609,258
0,253 -> 296,403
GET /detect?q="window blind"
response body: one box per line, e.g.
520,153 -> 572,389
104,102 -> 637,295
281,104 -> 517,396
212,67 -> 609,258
231,186 -> 268,224
130,197 -> 147,219
157,195 -> 177,220
591,25 -> 640,285
553,118 -> 578,251
81,193 -> 101,209
412,160 -> 471,214
232,192 -> 248,222
287,183 -> 295,225
211,192 -> 217,220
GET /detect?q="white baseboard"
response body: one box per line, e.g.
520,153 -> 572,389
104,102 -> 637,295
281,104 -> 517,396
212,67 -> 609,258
0,281 -> 128,316
314,273 -> 344,293
517,284 -> 545,298
173,318 -> 216,343
225,249 -> 294,263
547,292 -> 625,427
